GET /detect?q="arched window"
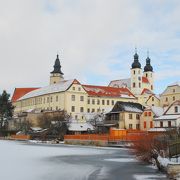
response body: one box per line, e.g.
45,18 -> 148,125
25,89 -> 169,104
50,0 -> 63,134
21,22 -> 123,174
133,82 -> 135,88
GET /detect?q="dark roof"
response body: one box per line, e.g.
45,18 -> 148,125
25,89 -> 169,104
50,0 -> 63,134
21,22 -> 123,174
51,54 -> 64,75
131,53 -> 141,69
110,101 -> 144,113
144,57 -> 153,72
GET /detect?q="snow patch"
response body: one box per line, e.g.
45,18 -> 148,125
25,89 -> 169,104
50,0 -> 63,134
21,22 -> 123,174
104,158 -> 137,162
133,174 -> 166,180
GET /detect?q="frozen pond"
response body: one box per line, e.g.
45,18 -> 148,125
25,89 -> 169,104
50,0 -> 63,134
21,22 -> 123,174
0,140 -> 167,180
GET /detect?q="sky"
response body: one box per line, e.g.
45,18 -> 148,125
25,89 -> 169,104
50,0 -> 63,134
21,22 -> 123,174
0,0 -> 180,96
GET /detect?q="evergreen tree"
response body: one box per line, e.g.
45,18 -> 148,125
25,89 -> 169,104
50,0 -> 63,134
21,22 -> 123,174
0,90 -> 14,128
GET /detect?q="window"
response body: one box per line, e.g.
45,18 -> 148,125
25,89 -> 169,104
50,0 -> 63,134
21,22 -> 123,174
146,73 -> 148,77
87,99 -> 90,104
168,121 -> 171,128
97,99 -> 100,105
71,106 -> 75,112
150,121 -> 153,128
160,121 -> 163,128
78,87 -> 81,91
175,106 -> 178,113
47,97 -> 49,103
144,112 -> 147,116
44,98 -> 45,104
173,89 -> 175,93
152,97 -> 154,101
75,115 -> 78,119
56,106 -> 58,110
107,100 -> 109,105
73,87 -> 75,90
136,114 -> 140,120
102,100 -> 105,105
152,104 -> 154,106
80,96 -> 84,101
92,109 -> 95,113
173,96 -> 175,101
80,107 -> 84,112
87,108 -> 90,113
71,95 -> 75,101
165,97 -> 168,102
148,112 -> 151,116
151,85 -> 153,90
138,70 -> 140,74
50,97 -> 53,102
144,121 -> 146,129
134,70 -> 135,75
139,83 -> 141,88
112,100 -> 114,105
92,99 -> 95,104
129,124 -> 133,129
133,82 -> 135,88
56,95 -> 58,102
136,124 -> 140,129
129,114 -> 133,119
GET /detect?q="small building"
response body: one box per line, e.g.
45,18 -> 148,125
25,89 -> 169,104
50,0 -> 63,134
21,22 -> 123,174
105,101 -> 144,130
154,100 -> 180,129
68,122 -> 94,135
140,106 -> 164,131
160,82 -> 180,107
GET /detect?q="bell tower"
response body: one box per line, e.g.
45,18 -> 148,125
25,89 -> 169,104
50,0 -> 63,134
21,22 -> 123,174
143,52 -> 154,90
50,54 -> 64,85
130,49 -> 142,95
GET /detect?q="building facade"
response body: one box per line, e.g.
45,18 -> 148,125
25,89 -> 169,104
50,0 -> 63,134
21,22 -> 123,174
160,82 -> 180,108
105,101 -> 144,130
12,55 -> 137,122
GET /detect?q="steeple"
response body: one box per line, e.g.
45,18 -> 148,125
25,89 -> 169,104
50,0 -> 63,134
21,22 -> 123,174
131,48 -> 141,69
50,54 -> 64,85
144,51 -> 153,72
51,54 -> 64,75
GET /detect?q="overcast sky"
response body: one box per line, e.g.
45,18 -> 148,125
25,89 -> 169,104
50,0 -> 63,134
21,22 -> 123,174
0,0 -> 180,95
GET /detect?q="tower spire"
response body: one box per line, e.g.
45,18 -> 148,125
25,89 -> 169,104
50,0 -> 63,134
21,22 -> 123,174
144,51 -> 153,72
51,54 -> 64,75
131,48 -> 141,69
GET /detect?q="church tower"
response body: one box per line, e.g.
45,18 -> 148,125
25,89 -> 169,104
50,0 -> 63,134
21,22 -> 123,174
130,50 -> 143,95
50,54 -> 64,85
143,52 -> 154,90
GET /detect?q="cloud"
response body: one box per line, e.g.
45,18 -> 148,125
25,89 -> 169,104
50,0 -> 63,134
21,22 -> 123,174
0,0 -> 179,95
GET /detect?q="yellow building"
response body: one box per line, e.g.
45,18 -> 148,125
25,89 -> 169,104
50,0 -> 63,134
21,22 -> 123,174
12,54 -> 137,122
160,82 -> 180,108
105,101 -> 144,130
140,106 -> 163,131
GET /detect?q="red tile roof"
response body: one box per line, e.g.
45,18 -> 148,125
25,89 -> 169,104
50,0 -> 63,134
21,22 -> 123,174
82,85 -> 135,98
141,88 -> 154,95
142,77 -> 149,83
11,88 -> 39,102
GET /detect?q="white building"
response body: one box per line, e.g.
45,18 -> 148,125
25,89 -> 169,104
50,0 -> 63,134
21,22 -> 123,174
154,100 -> 180,129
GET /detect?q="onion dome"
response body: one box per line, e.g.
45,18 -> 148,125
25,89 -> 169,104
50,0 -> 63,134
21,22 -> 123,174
131,52 -> 141,69
51,54 -> 64,75
144,56 -> 153,72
